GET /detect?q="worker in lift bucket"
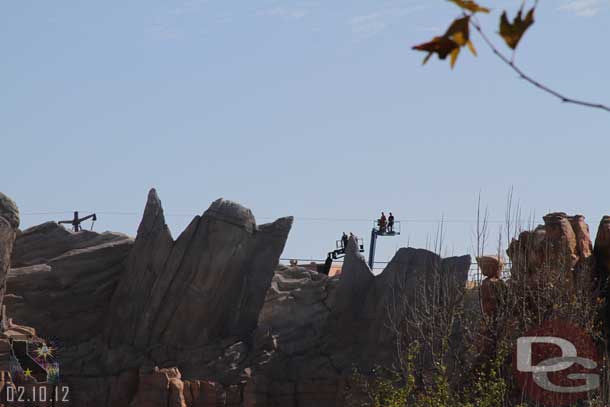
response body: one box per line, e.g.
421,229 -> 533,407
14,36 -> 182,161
379,212 -> 387,233
341,232 -> 349,249
388,212 -> 395,233
323,253 -> 333,275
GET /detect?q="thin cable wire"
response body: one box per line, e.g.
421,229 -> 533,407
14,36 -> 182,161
21,211 -> 74,215
20,210 -> 528,224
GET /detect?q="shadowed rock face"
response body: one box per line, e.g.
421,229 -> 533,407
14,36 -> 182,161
594,216 -> 610,293
11,221 -> 130,268
330,237 -> 374,327
5,215 -> 133,344
345,247 -> 471,371
6,238 -> 133,344
594,216 -> 610,343
5,220 -> 132,346
104,189 -> 294,358
0,192 -> 19,309
0,194 -> 18,230
251,241 -> 471,389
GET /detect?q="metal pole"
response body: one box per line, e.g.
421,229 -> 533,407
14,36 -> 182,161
368,228 -> 377,269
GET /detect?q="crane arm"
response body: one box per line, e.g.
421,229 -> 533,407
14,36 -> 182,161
78,213 -> 97,222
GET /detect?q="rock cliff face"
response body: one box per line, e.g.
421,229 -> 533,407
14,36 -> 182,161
6,235 -> 133,345
243,239 -> 471,406
0,194 -> 59,407
0,193 -> 19,309
11,221 -> 130,268
1,189 -> 474,407
5,214 -> 133,345
105,190 -> 293,356
507,212 -> 595,293
594,216 -> 610,294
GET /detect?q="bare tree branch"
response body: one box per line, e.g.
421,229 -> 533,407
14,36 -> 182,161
470,17 -> 610,114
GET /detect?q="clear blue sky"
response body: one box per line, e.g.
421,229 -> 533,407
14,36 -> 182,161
1,0 -> 609,267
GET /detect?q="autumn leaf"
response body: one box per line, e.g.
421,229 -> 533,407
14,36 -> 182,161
412,16 -> 476,68
499,7 -> 535,49
449,47 -> 460,68
413,36 -> 460,65
444,16 -> 474,67
448,0 -> 490,14
445,16 -> 471,47
466,40 -> 477,56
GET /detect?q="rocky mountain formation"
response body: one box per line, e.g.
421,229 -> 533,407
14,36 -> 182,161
6,189 -> 610,406
0,189 -> 472,406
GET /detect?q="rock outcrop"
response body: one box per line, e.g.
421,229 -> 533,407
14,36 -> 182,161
15,189 -> 294,407
103,189 -> 294,373
2,189 -> 474,407
507,212 -> 595,292
571,215 -> 593,265
328,237 -> 374,346
0,194 -> 74,407
594,216 -> 610,295
594,216 -> 610,346
245,240 -> 471,405
11,221 -> 129,268
474,255 -> 507,361
477,255 -> 505,319
0,192 -> 19,309
5,221 -> 133,345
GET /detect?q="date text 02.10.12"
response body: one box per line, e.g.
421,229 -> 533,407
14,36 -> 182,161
4,385 -> 70,403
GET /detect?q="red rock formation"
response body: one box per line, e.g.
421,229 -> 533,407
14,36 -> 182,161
507,213 -> 594,292
106,367 -> 246,407
132,367 -> 185,407
543,212 -> 579,269
472,255 -> 506,367
570,215 -> 593,262
184,380 -> 226,407
477,255 -> 505,319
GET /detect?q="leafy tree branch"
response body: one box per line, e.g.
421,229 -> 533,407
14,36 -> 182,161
412,0 -> 610,114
